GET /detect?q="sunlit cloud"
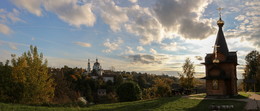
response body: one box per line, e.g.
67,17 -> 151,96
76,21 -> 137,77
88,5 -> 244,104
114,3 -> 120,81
74,42 -> 92,48
11,0 -> 96,27
136,46 -> 145,51
103,37 -> 124,53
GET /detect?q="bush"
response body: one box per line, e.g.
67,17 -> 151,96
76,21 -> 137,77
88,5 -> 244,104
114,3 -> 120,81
117,81 -> 142,102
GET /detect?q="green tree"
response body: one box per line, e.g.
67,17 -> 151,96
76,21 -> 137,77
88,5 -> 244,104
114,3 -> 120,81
84,83 -> 93,102
243,50 -> 260,91
11,45 -> 55,104
137,75 -> 147,89
0,60 -> 13,102
117,81 -> 142,102
114,74 -> 124,87
179,58 -> 195,89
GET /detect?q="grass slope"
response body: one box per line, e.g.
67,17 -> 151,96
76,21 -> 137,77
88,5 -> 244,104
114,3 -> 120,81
232,92 -> 251,99
255,92 -> 260,95
0,96 -> 246,111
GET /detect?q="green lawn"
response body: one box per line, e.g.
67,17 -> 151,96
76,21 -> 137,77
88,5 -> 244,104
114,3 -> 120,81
0,96 -> 246,111
255,92 -> 260,95
189,92 -> 250,99
230,92 -> 251,99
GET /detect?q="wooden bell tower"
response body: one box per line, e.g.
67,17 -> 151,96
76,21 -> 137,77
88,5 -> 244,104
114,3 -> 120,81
202,8 -> 238,97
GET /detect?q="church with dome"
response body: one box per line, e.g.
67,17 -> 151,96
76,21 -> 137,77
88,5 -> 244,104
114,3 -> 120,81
202,9 -> 238,97
86,58 -> 103,76
84,58 -> 116,83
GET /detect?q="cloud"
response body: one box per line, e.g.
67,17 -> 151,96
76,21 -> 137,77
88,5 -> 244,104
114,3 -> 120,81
153,0 -> 215,39
124,0 -> 214,44
7,9 -> 23,23
127,54 -> 162,64
124,5 -> 165,44
103,37 -> 124,53
129,0 -> 138,3
226,1 -> 260,48
161,42 -> 186,52
0,9 -> 22,35
178,19 -> 215,39
43,0 -> 96,27
97,0 -> 128,31
0,24 -> 12,35
11,0 -> 42,16
124,46 -> 135,55
74,42 -> 91,47
0,40 -> 27,50
8,43 -> 18,50
235,15 -> 246,21
0,9 -> 4,13
150,48 -> 157,54
0,49 -> 12,62
137,46 -> 145,51
125,15 -> 164,44
10,0 -> 215,44
11,0 -> 96,27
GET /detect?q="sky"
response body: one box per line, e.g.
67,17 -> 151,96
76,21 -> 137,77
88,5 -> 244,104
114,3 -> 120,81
0,0 -> 259,79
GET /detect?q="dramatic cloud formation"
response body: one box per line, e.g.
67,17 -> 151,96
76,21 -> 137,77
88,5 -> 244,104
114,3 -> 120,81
103,37 -> 124,53
97,0 -> 128,31
74,42 -> 92,47
1,0 -> 258,78
9,0 -> 216,44
43,0 -> 96,27
153,0 -> 215,39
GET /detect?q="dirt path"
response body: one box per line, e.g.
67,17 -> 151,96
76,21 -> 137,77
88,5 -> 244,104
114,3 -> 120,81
245,92 -> 260,110
186,93 -> 260,110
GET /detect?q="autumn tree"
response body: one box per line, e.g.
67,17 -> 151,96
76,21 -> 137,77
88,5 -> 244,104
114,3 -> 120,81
52,68 -> 79,104
152,78 -> 173,97
179,58 -> 195,90
11,45 -> 55,104
243,50 -> 260,91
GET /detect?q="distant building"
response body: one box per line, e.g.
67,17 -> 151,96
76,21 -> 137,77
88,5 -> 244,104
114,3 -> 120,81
84,59 -> 115,82
93,58 -> 103,76
87,59 -> 91,73
102,73 -> 115,83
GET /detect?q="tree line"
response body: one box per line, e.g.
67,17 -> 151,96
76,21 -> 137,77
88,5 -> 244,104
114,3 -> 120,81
242,50 -> 260,92
0,45 -> 201,105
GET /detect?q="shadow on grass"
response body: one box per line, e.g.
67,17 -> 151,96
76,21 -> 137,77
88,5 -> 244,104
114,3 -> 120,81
92,96 -> 182,111
187,99 -> 247,111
